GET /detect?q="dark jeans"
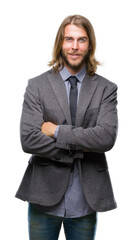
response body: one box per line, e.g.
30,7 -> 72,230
28,203 -> 97,240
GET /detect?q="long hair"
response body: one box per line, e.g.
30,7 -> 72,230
49,15 -> 100,75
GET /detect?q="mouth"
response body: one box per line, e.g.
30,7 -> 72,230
68,53 -> 82,59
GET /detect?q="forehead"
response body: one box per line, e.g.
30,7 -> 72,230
64,24 -> 88,38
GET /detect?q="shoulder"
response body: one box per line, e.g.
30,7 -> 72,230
94,73 -> 118,90
28,69 -> 52,86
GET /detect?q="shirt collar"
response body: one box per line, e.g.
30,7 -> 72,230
59,65 -> 86,83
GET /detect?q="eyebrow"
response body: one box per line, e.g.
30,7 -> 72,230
64,36 -> 88,39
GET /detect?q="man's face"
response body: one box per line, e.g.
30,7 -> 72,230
61,24 -> 89,74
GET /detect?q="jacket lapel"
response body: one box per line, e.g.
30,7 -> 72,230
76,74 -> 98,126
47,70 -> 71,125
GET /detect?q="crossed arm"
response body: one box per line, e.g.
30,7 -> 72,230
41,84 -> 118,153
21,78 -> 118,159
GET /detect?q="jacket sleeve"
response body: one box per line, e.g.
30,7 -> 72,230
20,79 -> 74,164
56,84 -> 118,153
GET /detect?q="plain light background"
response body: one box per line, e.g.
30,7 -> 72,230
0,0 -> 133,239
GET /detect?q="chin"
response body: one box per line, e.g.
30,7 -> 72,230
68,61 -> 84,70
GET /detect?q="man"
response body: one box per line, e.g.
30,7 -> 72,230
16,15 -> 118,240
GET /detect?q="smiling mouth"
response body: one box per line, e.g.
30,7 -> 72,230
68,53 -> 82,58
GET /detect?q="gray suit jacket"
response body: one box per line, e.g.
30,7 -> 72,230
15,69 -> 118,212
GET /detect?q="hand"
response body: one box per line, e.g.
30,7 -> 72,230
41,122 -> 57,137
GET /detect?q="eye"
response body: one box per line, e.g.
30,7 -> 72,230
65,37 -> 73,42
78,38 -> 87,43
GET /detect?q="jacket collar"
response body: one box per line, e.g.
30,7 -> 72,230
47,69 -> 98,126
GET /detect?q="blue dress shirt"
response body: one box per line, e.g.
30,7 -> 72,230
32,66 -> 95,218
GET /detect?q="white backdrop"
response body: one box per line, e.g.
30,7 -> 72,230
0,0 -> 133,239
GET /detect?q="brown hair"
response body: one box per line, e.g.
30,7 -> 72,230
49,15 -> 100,75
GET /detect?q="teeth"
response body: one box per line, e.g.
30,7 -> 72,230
70,54 -> 80,56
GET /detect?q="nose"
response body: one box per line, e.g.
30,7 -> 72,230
72,40 -> 78,50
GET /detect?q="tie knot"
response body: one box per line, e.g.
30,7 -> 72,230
68,76 -> 77,88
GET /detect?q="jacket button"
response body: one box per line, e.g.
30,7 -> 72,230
69,144 -> 73,149
69,144 -> 76,150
